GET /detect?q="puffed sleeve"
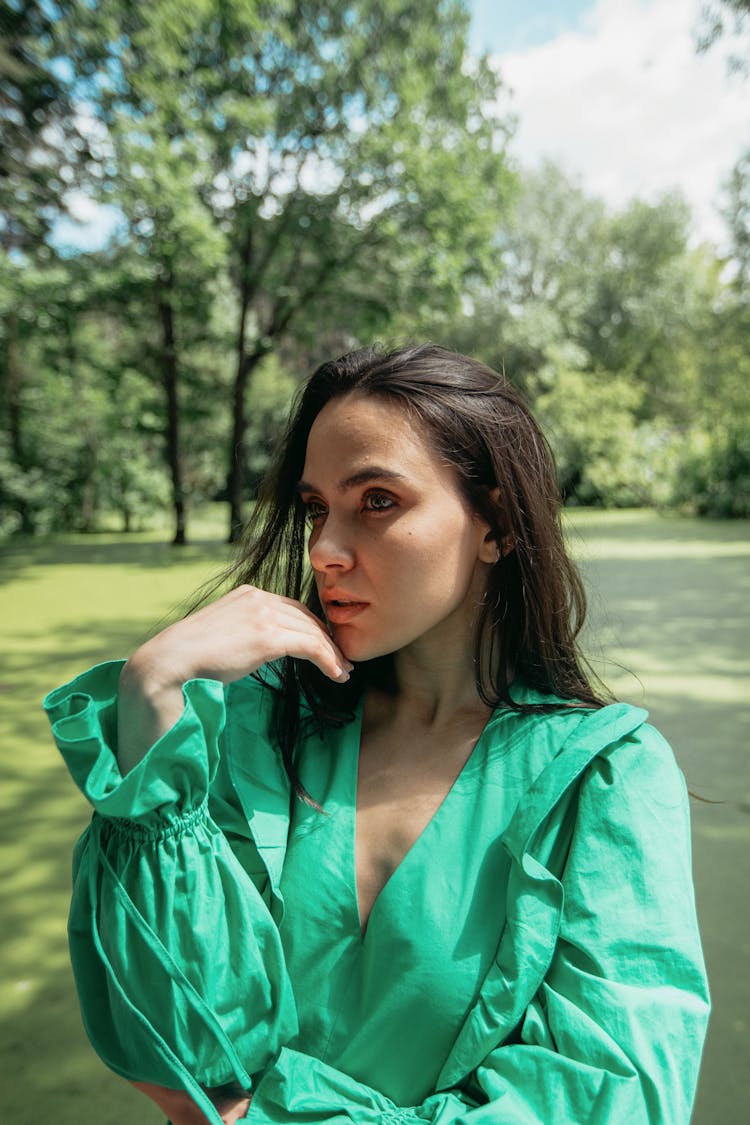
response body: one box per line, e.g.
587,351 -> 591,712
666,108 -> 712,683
242,718 -> 710,1125
43,660 -> 297,1124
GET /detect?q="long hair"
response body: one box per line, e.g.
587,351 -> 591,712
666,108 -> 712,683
223,343 -> 609,801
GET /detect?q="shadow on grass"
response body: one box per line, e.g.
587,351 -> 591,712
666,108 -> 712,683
2,514 -> 748,1124
0,534 -> 234,583
576,539 -> 750,1125
581,551 -> 750,676
0,725 -> 165,1123
1,972 -> 164,1125
644,695 -> 750,1125
3,619 -> 177,677
565,509 -> 750,545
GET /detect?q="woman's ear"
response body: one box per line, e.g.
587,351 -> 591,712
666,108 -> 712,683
478,529 -> 515,563
477,487 -> 515,563
499,532 -> 515,558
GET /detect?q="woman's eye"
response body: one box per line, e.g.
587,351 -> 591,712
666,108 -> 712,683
363,492 -> 395,513
303,500 -> 327,524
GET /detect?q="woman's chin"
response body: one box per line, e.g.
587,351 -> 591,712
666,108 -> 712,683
334,629 -> 387,665
337,640 -> 369,664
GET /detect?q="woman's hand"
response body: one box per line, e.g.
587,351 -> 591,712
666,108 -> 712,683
117,585 -> 352,772
132,1079 -> 252,1124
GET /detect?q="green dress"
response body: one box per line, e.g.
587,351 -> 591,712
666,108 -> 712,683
43,661 -> 710,1125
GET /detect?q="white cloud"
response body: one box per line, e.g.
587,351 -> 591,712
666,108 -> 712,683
493,0 -> 750,249
51,191 -> 124,255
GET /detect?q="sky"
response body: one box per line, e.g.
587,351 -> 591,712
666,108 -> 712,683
53,0 -> 749,254
468,0 -> 750,250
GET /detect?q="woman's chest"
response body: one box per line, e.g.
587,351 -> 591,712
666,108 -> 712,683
354,727 -> 484,932
278,727 -> 514,1102
280,706 -> 515,949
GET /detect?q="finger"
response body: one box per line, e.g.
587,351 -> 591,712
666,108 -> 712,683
232,585 -> 338,635
247,599 -> 353,670
201,587 -> 354,679
281,627 -> 353,682
275,606 -> 353,669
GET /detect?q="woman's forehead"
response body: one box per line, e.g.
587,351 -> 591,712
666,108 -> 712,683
302,395 -> 445,484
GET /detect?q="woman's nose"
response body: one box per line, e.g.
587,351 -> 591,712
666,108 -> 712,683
308,519 -> 355,571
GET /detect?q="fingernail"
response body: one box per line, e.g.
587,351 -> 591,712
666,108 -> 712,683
335,667 -> 350,682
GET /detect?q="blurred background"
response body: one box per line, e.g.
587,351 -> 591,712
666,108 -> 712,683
1,1 -> 748,1122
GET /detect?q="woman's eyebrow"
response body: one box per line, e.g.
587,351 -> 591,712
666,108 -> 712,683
296,467 -> 406,494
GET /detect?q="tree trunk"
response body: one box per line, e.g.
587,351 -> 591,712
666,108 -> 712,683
3,312 -> 34,534
226,347 -> 264,543
224,223 -> 335,543
79,439 -> 98,532
157,284 -> 187,546
226,226 -> 253,544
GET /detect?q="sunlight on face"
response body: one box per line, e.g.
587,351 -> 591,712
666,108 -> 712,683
299,394 -> 495,663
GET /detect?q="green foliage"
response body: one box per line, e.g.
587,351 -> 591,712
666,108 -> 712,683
0,253 -> 175,534
534,362 -> 652,507
2,6 -> 749,534
242,353 -> 298,496
697,0 -> 750,72
673,430 -> 750,519
0,0 -> 93,250
97,367 -> 172,531
578,195 -> 699,420
0,439 -> 47,536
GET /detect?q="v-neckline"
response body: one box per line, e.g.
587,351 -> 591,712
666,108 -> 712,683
347,697 -> 496,942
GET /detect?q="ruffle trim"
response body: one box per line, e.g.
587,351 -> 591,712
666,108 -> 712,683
96,799 -> 209,843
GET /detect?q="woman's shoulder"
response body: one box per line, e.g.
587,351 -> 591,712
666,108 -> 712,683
489,681 -> 649,754
494,696 -> 686,877
491,684 -> 684,830
505,681 -> 658,755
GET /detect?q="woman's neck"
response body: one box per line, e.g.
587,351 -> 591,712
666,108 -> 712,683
390,632 -> 486,729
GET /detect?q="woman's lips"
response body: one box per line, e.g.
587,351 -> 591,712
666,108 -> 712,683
324,601 -> 369,624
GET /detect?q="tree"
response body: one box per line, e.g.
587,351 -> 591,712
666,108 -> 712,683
724,149 -> 750,285
468,163 -> 607,394
410,164 -> 722,509
576,194 -> 702,422
56,0 -> 515,539
0,250 -> 174,536
0,0 -> 94,251
674,150 -> 750,518
101,132 -> 227,543
0,0 -> 95,533
697,0 -> 750,72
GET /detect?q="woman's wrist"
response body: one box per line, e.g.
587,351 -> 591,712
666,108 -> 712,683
132,1080 -> 252,1124
120,634 -> 194,697
117,653 -> 188,774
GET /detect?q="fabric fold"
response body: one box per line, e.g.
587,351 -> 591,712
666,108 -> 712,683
44,663 -> 710,1125
45,662 -> 298,1117
248,709 -> 709,1125
44,659 -> 226,822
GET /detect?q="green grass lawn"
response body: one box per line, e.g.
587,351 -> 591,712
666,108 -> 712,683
1,508 -> 748,1124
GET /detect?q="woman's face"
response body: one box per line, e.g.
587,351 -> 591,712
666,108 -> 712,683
299,393 -> 496,664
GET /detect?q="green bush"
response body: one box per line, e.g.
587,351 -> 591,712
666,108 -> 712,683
535,365 -> 650,507
673,431 -> 750,518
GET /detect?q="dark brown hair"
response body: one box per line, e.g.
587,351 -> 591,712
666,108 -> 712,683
225,343 -> 609,797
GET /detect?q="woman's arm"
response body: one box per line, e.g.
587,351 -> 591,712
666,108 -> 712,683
117,584 -> 351,773
44,657 -> 299,1122
44,585 -> 352,1116
132,1080 -> 251,1125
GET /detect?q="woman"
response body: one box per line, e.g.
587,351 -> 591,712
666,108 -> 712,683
44,344 -> 710,1125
